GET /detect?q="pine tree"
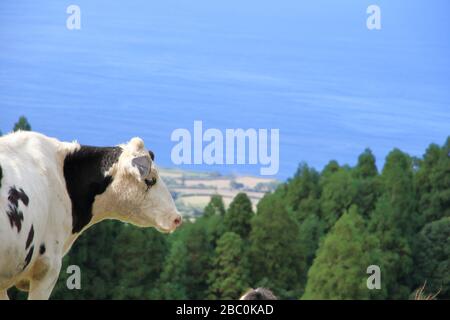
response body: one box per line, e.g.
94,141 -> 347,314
204,195 -> 226,217
378,149 -> 418,235
415,138 -> 450,224
321,160 -> 340,178
249,195 -> 305,298
414,217 -> 450,299
368,149 -> 418,299
208,232 -> 250,299
111,226 -> 168,299
224,193 -> 253,239
203,213 -> 226,249
367,195 -> 412,299
156,239 -> 190,299
298,214 -> 325,269
52,220 -> 123,299
278,164 -> 324,274
302,207 -> 379,299
157,221 -> 214,299
320,167 -> 357,230
354,148 -> 378,179
182,222 -> 214,299
285,163 -> 321,213
13,116 -> 31,131
353,149 -> 380,217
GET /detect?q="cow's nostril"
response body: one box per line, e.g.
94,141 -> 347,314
173,216 -> 182,227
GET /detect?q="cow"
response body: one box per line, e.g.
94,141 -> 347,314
0,131 -> 182,300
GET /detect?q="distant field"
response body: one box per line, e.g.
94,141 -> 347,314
159,167 -> 279,217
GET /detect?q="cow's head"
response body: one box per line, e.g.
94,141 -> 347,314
99,137 -> 182,233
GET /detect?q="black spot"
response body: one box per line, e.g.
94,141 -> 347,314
0,164 -> 3,189
6,186 -> 29,233
25,225 -> 34,249
39,244 -> 46,255
23,245 -> 34,270
64,146 -> 122,233
6,204 -> 23,232
8,186 -> 29,207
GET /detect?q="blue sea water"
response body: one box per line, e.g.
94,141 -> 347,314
0,0 -> 449,179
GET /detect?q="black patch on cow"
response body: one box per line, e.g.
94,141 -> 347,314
0,164 -> 3,189
8,186 -> 29,207
6,186 -> 29,233
26,225 -> 34,249
23,245 -> 34,270
64,146 -> 122,233
6,204 -> 24,232
39,244 -> 46,255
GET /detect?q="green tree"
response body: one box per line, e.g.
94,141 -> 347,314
377,149 -> 419,236
353,149 -> 380,217
13,116 -> 31,131
281,164 -> 322,226
354,148 -> 378,179
157,221 -> 213,299
302,207 -> 379,299
156,239 -> 190,299
111,226 -> 168,299
415,138 -> 450,224
203,213 -> 226,248
224,193 -> 253,239
321,160 -> 340,178
413,217 -> 450,299
320,168 -> 357,230
285,164 -> 321,213
208,232 -> 250,299
298,214 -> 325,269
368,149 -> 418,299
367,196 -> 412,299
249,195 -> 305,298
204,195 -> 226,217
277,164 -> 323,273
52,220 -> 123,299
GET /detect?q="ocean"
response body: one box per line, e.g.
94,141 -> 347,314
1,0 -> 449,179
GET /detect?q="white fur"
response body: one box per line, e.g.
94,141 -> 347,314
0,131 -> 181,299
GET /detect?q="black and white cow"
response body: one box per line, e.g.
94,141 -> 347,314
0,131 -> 182,299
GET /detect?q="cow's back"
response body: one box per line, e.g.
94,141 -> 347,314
0,131 -> 75,288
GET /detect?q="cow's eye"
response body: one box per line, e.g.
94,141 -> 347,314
144,177 -> 157,190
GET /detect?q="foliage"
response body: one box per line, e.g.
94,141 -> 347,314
13,116 -> 32,131
208,232 -> 250,299
413,217 -> 450,299
249,195 -> 306,298
302,207 -> 380,299
224,192 -> 253,239
204,195 -> 226,217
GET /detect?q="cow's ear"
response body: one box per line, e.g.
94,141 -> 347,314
131,155 -> 151,178
148,150 -> 155,161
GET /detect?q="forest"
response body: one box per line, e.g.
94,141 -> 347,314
3,117 -> 449,300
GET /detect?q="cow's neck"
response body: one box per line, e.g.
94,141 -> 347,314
63,145 -> 122,234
